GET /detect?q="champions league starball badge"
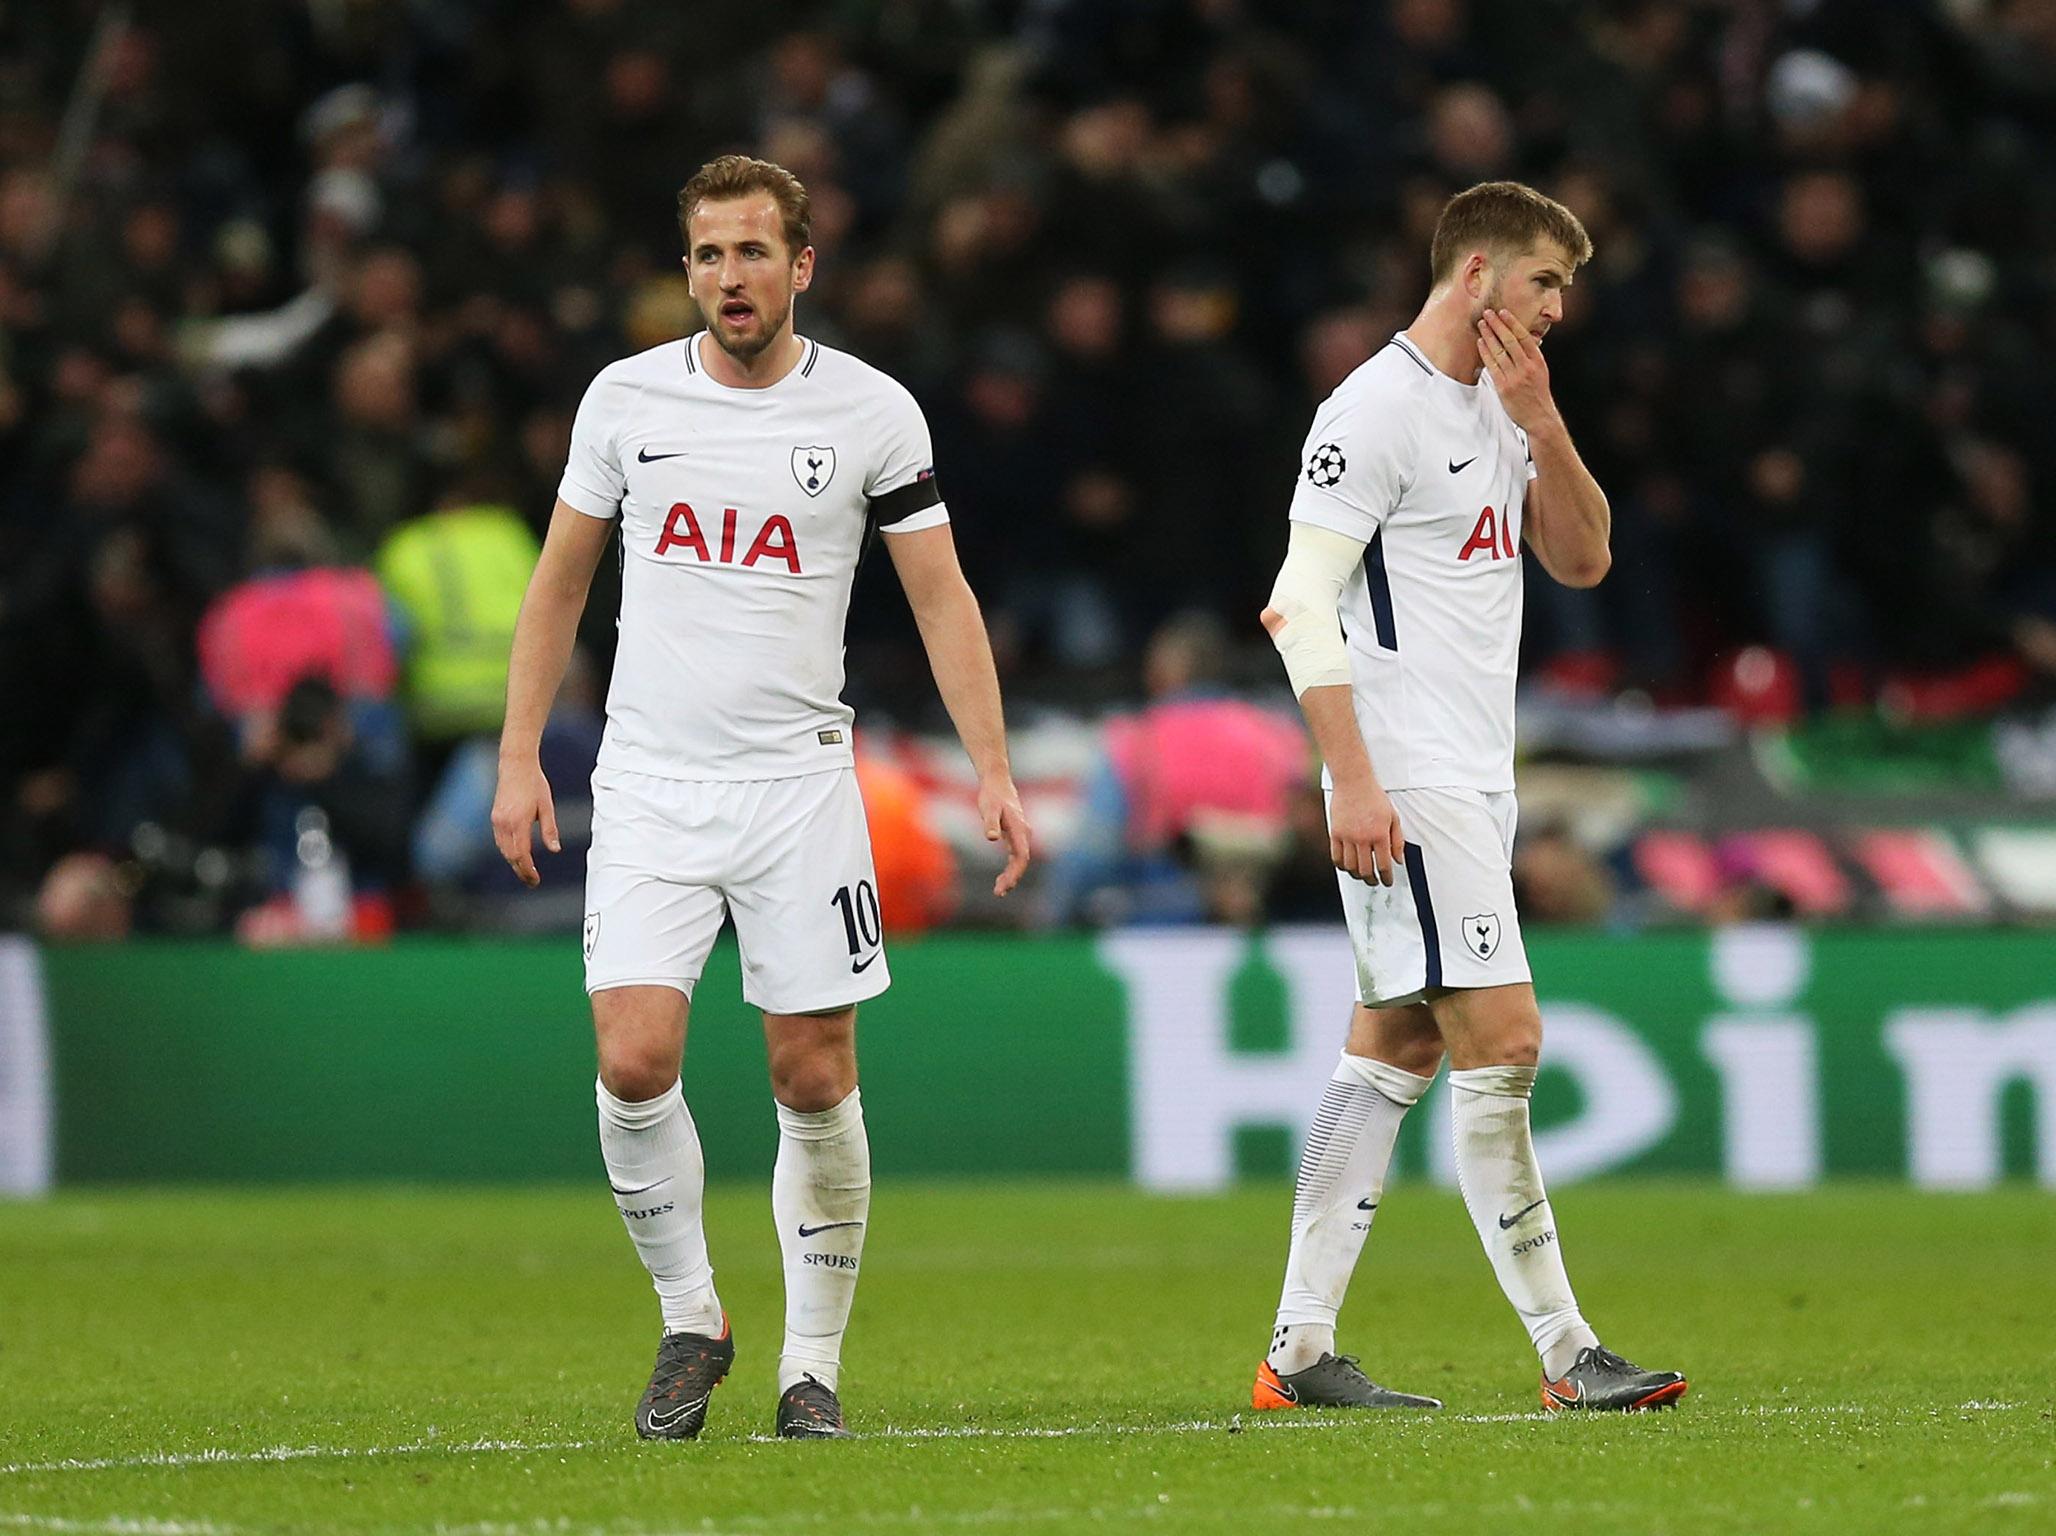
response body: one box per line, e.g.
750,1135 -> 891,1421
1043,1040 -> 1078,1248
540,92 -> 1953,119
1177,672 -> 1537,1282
1305,442 -> 1346,487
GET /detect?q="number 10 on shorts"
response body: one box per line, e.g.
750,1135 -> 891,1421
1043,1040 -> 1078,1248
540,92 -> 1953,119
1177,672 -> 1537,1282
830,880 -> 882,969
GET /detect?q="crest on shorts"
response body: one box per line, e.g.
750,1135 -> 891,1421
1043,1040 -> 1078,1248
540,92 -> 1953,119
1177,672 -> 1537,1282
1463,912 -> 1501,961
583,911 -> 601,962
791,445 -> 836,497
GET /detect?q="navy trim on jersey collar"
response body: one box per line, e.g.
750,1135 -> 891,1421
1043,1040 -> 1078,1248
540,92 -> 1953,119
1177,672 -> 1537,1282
683,333 -> 819,385
1389,335 -> 1435,376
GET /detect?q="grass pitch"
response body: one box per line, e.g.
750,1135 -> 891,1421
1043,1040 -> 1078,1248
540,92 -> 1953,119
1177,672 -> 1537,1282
1,1182 -> 2051,1534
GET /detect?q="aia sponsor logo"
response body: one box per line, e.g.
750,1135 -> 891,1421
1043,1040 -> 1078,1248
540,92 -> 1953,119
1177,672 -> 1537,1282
655,502 -> 802,572
1457,505 -> 1517,562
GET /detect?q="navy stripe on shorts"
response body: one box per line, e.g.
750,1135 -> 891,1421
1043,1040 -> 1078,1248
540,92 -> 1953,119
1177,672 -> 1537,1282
1403,839 -> 1442,989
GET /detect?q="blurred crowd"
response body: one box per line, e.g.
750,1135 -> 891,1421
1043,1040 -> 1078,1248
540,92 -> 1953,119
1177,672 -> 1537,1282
4,0 -> 2056,938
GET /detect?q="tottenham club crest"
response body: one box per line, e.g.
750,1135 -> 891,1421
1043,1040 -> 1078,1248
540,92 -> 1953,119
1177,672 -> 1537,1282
583,912 -> 601,962
1306,442 -> 1346,487
1463,912 -> 1502,961
792,445 -> 836,497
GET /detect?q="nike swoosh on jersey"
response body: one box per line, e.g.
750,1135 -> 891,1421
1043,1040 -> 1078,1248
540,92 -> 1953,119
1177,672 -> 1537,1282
637,447 -> 690,462
1448,456 -> 1477,473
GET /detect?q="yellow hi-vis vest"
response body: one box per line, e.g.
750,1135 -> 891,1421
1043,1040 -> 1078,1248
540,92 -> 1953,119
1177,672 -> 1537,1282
375,504 -> 541,741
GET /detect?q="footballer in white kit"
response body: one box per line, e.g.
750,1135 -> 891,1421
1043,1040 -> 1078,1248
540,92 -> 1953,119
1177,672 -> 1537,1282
560,330 -> 947,1012
494,156 -> 1030,1443
1252,182 -> 1686,1416
1291,327 -> 1538,1008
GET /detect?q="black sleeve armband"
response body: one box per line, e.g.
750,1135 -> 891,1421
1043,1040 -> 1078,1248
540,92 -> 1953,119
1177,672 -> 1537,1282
868,471 -> 943,528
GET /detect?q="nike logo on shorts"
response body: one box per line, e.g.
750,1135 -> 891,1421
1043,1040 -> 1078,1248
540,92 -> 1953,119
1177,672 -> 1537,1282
851,951 -> 880,974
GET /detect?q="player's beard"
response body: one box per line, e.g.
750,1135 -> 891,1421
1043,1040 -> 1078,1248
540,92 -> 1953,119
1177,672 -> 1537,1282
1478,274 -> 1544,342
706,292 -> 793,363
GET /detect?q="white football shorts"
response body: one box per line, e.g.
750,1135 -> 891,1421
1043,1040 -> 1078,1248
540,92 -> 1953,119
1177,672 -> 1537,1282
1331,785 -> 1532,1007
583,765 -> 890,1014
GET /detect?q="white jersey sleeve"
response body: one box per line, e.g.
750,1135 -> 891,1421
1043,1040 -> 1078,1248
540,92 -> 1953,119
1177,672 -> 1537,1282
1287,370 -> 1424,543
865,382 -> 949,535
558,366 -> 631,520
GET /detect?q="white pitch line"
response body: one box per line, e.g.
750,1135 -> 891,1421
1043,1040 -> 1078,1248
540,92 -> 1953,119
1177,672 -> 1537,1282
0,1438 -> 596,1478
0,1413 -> 1468,1477
745,1415 -> 1365,1444
0,1516 -> 236,1535
2,1400 -> 1918,1479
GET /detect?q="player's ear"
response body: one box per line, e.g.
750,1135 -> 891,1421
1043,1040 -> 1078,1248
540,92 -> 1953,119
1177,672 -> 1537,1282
791,245 -> 815,292
1464,251 -> 1489,297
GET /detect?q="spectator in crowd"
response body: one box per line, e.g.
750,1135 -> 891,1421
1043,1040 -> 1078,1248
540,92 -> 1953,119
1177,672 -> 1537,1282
414,648 -> 602,931
230,673 -> 412,945
1046,612 -> 1306,926
854,748 -> 960,936
375,474 -> 541,771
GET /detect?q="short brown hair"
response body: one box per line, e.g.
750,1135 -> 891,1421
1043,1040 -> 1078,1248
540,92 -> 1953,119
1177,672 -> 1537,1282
1429,181 -> 1592,285
677,154 -> 812,257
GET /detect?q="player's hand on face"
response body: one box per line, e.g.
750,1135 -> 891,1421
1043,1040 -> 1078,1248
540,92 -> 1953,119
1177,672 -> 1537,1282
1477,308 -> 1555,431
978,774 -> 1032,897
1328,777 -> 1404,887
491,759 -> 560,889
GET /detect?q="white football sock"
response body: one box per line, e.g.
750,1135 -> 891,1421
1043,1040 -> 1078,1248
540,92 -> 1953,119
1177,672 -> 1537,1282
1269,1053 -> 1433,1374
773,1087 -> 871,1393
1448,1064 -> 1598,1379
596,1078 -> 723,1337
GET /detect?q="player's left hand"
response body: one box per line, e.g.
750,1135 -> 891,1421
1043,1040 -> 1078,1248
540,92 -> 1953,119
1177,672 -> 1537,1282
1477,309 -> 1559,433
979,775 -> 1032,897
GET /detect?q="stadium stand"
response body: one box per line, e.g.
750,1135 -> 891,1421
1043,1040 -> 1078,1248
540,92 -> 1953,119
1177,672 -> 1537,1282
1,0 -> 2052,936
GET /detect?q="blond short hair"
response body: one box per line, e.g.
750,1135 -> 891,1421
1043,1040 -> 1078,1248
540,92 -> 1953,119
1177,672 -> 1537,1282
677,155 -> 812,257
1430,181 -> 1592,284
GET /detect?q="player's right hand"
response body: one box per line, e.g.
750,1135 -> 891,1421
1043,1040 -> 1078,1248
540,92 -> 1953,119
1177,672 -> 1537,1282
491,758 -> 561,888
1328,777 -> 1404,887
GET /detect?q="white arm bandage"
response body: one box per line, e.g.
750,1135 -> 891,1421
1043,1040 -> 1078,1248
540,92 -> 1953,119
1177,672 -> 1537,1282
1263,521 -> 1366,697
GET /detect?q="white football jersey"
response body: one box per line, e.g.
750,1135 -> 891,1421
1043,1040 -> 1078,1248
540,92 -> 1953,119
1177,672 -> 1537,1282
1287,332 -> 1536,793
558,333 -> 948,781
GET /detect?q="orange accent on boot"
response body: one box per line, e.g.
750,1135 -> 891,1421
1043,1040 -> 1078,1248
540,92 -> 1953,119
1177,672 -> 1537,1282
1252,1361 -> 1299,1411
1539,1372 -> 1581,1412
1631,1378 -> 1688,1410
